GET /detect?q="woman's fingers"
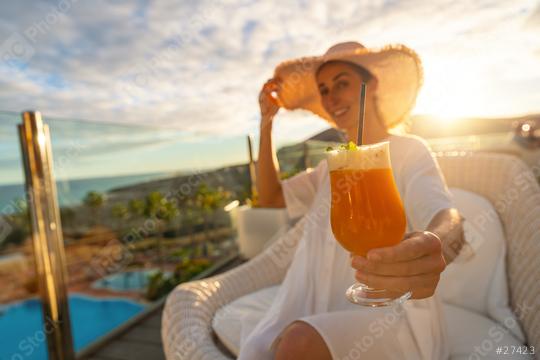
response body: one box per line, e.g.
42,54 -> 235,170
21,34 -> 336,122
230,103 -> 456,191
350,231 -> 447,300
259,78 -> 282,118
260,79 -> 278,100
351,253 -> 445,277
355,271 -> 440,295
262,78 -> 281,93
366,231 -> 442,263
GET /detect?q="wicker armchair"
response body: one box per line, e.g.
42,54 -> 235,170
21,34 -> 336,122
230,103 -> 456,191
162,152 -> 540,359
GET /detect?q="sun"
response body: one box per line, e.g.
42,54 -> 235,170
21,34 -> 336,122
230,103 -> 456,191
414,59 -> 490,123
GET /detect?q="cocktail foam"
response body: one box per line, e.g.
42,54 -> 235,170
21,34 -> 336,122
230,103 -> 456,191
327,141 -> 390,171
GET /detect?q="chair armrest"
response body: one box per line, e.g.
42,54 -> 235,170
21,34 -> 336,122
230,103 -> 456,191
496,159 -> 540,350
438,152 -> 540,349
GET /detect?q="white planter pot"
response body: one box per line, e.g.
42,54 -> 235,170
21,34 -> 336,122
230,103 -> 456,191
234,205 -> 290,259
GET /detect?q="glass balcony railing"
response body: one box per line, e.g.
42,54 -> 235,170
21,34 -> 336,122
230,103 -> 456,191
0,110 -> 254,357
3,108 -> 535,359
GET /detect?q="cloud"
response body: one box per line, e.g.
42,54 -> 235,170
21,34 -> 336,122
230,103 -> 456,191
0,0 -> 539,141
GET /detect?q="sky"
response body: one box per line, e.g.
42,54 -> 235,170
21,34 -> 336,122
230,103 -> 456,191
0,0 -> 539,183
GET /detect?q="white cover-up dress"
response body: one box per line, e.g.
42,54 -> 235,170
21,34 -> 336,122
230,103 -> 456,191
238,134 -> 454,360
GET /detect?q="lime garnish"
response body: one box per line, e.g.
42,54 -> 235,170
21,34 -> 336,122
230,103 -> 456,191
326,141 -> 358,152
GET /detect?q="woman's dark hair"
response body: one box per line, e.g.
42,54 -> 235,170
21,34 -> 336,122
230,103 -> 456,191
316,60 -> 374,82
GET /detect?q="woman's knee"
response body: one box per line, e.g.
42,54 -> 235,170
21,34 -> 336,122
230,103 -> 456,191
274,321 -> 331,360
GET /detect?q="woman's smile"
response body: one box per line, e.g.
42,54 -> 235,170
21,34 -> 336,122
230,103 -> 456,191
331,106 -> 350,118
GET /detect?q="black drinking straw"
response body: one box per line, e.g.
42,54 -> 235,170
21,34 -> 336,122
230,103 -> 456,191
357,82 -> 367,146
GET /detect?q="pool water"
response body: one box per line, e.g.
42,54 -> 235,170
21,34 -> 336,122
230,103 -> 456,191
0,295 -> 145,360
92,269 -> 170,292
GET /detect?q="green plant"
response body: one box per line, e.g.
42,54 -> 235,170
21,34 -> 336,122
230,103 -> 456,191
144,258 -> 213,301
128,199 -> 145,218
145,271 -> 175,301
0,199 -> 30,250
1,226 -> 27,248
171,248 -> 193,262
193,184 -> 230,256
59,207 -> 76,229
174,258 -> 212,283
83,191 -> 105,226
181,204 -> 203,249
143,192 -> 179,267
111,203 -> 129,232
144,191 -> 164,219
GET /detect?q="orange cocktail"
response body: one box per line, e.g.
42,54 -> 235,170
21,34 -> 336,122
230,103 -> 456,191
327,141 -> 410,306
330,167 -> 406,257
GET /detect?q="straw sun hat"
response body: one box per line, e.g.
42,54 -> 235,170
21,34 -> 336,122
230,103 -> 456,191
273,41 -> 423,129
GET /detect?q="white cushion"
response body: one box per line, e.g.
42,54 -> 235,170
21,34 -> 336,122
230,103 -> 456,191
213,286 -> 279,356
213,286 -> 529,358
438,188 -> 525,341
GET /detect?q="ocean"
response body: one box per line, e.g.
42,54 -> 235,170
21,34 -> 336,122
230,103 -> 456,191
0,173 -> 164,214
0,110 -> 251,215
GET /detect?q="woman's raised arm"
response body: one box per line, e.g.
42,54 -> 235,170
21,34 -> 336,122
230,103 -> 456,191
257,78 -> 285,208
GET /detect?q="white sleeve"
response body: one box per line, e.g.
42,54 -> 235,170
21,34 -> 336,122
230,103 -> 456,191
402,138 -> 453,231
281,160 -> 326,219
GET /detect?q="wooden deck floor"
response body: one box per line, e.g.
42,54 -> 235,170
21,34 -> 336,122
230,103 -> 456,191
87,309 -> 165,360
82,254 -> 245,360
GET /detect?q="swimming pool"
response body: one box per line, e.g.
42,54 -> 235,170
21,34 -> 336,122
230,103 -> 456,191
0,295 -> 145,360
92,269 -> 170,292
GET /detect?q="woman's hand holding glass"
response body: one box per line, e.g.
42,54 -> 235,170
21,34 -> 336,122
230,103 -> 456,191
351,231 -> 446,299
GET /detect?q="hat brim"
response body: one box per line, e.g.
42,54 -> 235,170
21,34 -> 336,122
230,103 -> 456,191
273,44 -> 423,129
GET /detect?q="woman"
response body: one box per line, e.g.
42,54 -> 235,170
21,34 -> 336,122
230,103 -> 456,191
240,42 -> 466,360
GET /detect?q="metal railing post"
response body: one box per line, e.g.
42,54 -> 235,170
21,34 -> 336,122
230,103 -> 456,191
18,111 -> 75,360
247,134 -> 258,202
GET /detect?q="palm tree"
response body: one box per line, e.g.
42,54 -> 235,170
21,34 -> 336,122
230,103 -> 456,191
143,192 -> 179,268
1,198 -> 30,249
111,203 -> 129,234
181,202 -> 202,253
157,199 -> 179,264
143,191 -> 164,266
128,198 -> 145,223
83,191 -> 105,227
193,184 -> 230,257
158,199 -> 179,229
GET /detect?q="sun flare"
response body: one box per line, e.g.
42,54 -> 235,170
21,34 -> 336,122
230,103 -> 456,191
414,58 -> 492,123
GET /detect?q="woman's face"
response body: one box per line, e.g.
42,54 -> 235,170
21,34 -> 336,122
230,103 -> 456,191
316,62 -> 373,130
